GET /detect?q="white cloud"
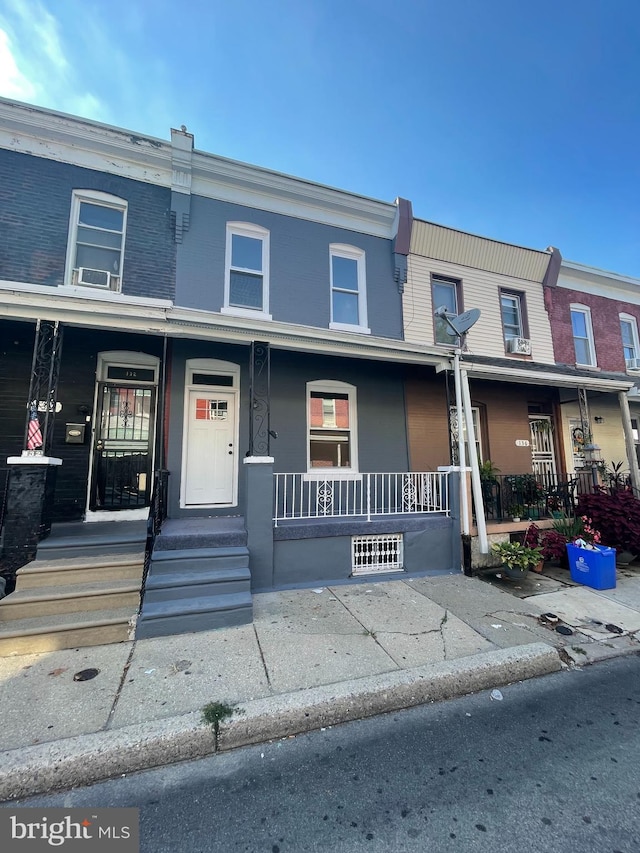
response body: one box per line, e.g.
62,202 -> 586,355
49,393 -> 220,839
0,27 -> 35,100
0,0 -> 108,121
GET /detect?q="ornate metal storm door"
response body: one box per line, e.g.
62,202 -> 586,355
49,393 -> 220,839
90,383 -> 156,510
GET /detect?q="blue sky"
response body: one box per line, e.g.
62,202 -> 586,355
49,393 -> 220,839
1,0 -> 639,276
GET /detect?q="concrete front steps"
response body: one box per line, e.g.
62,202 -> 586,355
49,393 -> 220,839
0,521 -> 147,656
136,518 -> 253,639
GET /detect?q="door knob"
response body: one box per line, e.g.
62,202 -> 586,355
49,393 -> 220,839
96,440 -> 104,450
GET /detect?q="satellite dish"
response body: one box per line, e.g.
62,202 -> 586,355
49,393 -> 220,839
448,308 -> 481,336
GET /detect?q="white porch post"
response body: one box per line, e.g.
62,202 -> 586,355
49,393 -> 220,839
618,391 -> 640,491
461,368 -> 488,554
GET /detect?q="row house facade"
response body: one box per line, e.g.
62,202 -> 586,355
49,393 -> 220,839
546,260 -> 640,483
1,98 -> 638,651
400,213 -> 635,559
0,99 -> 459,651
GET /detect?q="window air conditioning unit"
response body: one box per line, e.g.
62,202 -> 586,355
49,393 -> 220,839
77,267 -> 111,288
506,337 -> 532,355
626,358 -> 640,371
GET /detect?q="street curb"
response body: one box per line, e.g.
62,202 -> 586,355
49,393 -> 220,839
0,642 -> 561,801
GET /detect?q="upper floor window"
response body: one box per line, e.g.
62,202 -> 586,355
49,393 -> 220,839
65,191 -> 127,291
570,305 -> 596,366
500,291 -> 524,339
222,222 -> 271,320
307,380 -> 358,473
329,245 -> 369,334
432,276 -> 459,344
620,314 -> 640,367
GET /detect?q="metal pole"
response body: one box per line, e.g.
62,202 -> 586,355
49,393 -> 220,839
453,351 -> 469,535
461,367 -> 488,554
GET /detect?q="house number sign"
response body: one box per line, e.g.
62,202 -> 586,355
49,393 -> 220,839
515,439 -> 530,447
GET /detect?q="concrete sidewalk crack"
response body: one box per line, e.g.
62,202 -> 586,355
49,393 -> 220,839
104,640 -> 137,731
328,586 -> 403,668
253,625 -> 272,691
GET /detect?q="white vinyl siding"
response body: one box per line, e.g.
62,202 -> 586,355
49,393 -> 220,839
403,254 -> 555,362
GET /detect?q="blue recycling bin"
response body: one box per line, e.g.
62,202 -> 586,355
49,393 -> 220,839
566,543 -> 616,590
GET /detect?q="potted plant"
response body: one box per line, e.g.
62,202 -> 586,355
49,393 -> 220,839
508,504 -> 524,522
491,540 -> 543,580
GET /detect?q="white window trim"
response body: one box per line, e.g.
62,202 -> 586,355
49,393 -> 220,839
306,379 -> 359,477
620,313 -> 640,365
64,189 -> 127,292
570,304 -> 597,367
432,275 -> 459,346
329,244 -> 370,334
500,291 -> 524,340
222,222 -> 272,320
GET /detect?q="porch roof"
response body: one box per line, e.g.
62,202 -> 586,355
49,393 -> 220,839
439,354 -> 633,393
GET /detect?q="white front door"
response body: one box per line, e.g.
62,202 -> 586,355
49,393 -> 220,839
184,390 -> 236,505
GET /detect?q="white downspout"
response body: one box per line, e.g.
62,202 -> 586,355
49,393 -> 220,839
453,350 -> 469,535
461,366 -> 489,554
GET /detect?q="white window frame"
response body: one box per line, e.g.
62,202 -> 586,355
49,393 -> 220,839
432,275 -> 459,345
329,244 -> 370,334
64,190 -> 127,292
221,222 -> 271,320
570,304 -> 597,367
500,291 -> 524,340
306,380 -> 358,477
620,313 -> 640,366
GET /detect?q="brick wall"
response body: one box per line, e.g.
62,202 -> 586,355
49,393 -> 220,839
0,148 -> 175,300
546,286 -> 635,372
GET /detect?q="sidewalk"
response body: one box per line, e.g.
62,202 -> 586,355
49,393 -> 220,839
1,567 -> 640,801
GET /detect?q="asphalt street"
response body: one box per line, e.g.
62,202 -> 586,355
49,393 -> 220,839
6,654 -> 640,853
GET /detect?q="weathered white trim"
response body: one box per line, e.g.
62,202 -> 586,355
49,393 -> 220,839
559,261 -> 640,303
0,97 -> 397,236
0,279 -> 172,308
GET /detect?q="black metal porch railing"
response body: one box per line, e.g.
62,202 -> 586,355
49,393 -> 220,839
138,469 -> 169,610
479,471 -> 595,523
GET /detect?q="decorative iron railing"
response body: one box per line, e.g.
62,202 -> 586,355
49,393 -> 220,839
273,472 -> 449,525
480,471 -> 595,522
139,469 -> 169,610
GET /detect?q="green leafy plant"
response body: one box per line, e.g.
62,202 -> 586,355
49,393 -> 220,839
202,701 -> 236,747
508,503 -> 524,518
491,540 -> 543,573
479,460 -> 501,481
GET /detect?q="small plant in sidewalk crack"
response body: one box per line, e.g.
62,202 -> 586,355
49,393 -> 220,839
202,701 -> 238,745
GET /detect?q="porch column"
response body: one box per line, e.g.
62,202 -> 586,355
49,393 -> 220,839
243,456 -> 274,590
618,391 -> 640,491
1,455 -> 62,575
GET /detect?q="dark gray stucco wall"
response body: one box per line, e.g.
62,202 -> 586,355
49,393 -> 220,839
175,196 -> 402,339
164,345 -> 410,518
271,516 -> 455,590
269,350 -> 409,474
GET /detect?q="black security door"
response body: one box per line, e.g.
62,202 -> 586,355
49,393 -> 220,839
90,383 -> 155,510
